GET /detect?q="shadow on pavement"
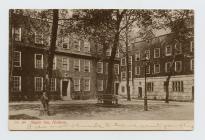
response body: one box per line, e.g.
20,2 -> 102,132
9,114 -> 40,120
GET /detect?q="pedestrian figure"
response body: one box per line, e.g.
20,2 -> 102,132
39,92 -> 49,116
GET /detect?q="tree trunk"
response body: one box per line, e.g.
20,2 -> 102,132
164,46 -> 176,103
103,10 -> 124,105
45,10 -> 59,97
126,49 -> 131,101
165,75 -> 171,103
125,19 -> 131,101
104,32 -> 120,104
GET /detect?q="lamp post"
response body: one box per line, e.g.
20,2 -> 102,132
144,55 -> 149,111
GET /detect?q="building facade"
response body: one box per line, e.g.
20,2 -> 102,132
9,12 -> 120,101
119,33 -> 194,101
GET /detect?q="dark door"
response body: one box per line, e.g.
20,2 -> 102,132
138,87 -> 142,98
115,83 -> 119,95
62,81 -> 68,96
192,86 -> 194,101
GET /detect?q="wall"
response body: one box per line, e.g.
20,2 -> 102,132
118,75 -> 194,101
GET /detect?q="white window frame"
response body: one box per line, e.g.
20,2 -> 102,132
12,76 -> 21,92
135,51 -> 140,61
84,41 -> 90,53
13,27 -> 22,41
121,71 -> 126,81
13,51 -> 21,67
50,78 -> 57,91
174,42 -> 182,55
175,61 -> 182,72
73,39 -> 80,51
84,60 -> 90,72
146,82 -> 154,92
84,79 -> 90,91
114,64 -> 119,75
145,50 -> 150,59
34,77 -> 43,91
74,59 -> 80,72
190,59 -> 194,71
34,32 -> 44,44
97,62 -> 103,73
97,80 -> 103,91
78,40 -> 81,51
146,65 -> 150,74
34,54 -> 43,69
165,62 -> 172,73
62,57 -> 69,71
121,57 -> 126,66
154,64 -> 160,74
190,41 -> 194,52
135,66 -> 140,75
62,37 -> 70,49
53,56 -> 57,70
74,79 -> 80,91
106,46 -> 111,56
165,45 -> 172,56
154,48 -> 160,58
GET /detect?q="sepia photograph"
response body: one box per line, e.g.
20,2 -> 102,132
8,9 -> 194,130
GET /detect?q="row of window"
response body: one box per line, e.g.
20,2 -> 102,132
11,76 -> 56,92
121,41 -> 193,65
13,51 -> 91,72
12,75 -> 185,93
120,81 -> 184,93
14,51 -> 120,74
97,62 -> 119,75
105,46 -> 120,58
11,76 -> 91,92
73,79 -> 91,91
13,27 -> 91,53
121,60 -> 194,80
147,81 -> 184,92
60,37 -> 91,53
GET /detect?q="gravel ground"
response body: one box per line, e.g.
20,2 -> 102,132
9,99 -> 194,120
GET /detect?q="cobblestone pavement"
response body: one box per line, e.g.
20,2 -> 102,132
9,99 -> 194,120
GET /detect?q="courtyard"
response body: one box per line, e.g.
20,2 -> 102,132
9,99 -> 194,120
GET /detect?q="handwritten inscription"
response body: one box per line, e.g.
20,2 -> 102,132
9,120 -> 193,130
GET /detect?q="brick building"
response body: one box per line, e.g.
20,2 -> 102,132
9,12 -> 120,101
119,33 -> 194,101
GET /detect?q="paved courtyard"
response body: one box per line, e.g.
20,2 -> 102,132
9,99 -> 194,120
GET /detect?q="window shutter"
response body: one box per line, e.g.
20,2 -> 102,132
67,58 -> 69,71
19,27 -> 22,41
19,76 -> 21,91
34,54 -> 36,68
41,54 -> 44,69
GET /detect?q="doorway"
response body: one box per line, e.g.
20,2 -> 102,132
115,83 -> 119,95
61,80 -> 71,100
138,87 -> 142,98
192,86 -> 194,102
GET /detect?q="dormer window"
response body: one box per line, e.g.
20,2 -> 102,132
13,27 -> 21,41
35,32 -> 43,44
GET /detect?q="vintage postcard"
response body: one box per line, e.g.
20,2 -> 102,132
9,9 -> 194,130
